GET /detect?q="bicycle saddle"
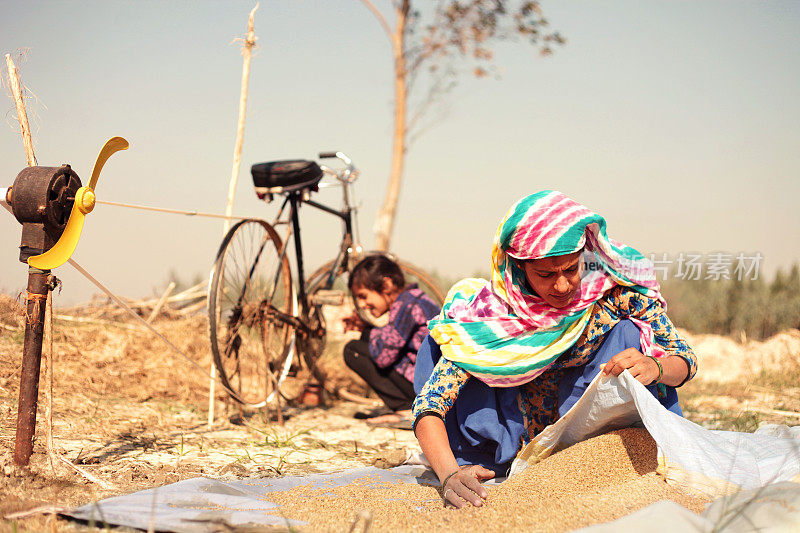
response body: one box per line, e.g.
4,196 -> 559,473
251,160 -> 323,196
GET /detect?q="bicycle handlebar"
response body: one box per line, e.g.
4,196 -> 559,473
319,151 -> 352,166
318,151 -> 358,183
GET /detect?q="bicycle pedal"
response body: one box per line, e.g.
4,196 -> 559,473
311,289 -> 345,306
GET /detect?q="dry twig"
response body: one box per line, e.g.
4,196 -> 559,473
3,505 -> 68,521
146,281 -> 176,323
56,454 -> 115,490
4,54 -> 37,165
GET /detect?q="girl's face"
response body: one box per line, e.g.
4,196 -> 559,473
352,278 -> 399,318
519,251 -> 582,308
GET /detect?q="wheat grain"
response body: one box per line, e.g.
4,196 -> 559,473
265,428 -> 709,532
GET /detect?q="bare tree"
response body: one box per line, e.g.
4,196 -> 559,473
360,0 -> 564,251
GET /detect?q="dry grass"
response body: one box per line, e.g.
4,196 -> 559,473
680,329 -> 800,430
0,298 -> 415,532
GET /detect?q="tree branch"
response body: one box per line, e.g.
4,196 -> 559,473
359,0 -> 394,43
407,69 -> 455,143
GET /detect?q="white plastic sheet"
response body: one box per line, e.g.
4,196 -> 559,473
510,370 -> 800,500
64,465 -> 435,532
63,371 -> 800,532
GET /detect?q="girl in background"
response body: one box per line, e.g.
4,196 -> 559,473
342,255 -> 440,428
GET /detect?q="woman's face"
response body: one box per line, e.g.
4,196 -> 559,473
519,251 -> 582,308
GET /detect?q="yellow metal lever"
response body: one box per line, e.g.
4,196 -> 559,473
27,137 -> 129,270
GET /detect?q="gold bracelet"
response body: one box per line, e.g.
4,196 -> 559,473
646,355 -> 663,384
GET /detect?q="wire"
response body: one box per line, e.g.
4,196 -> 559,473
4,196 -> 267,406
66,257 -> 249,405
95,199 -> 253,221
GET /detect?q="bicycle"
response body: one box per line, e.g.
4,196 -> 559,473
207,152 -> 445,409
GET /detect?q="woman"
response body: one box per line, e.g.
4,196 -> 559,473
412,190 -> 697,508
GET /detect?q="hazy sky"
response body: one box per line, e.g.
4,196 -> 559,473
1,1 -> 798,305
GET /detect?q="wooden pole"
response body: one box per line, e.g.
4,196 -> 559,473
209,3 -> 259,427
5,54 -> 37,166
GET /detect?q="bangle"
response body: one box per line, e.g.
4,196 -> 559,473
646,355 -> 663,384
440,467 -> 462,488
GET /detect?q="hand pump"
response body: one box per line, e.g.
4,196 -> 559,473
2,137 -> 128,466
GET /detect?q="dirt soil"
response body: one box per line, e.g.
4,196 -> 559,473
1,293 -> 799,531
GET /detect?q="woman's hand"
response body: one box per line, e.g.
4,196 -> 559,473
342,312 -> 365,333
601,347 -> 660,385
441,465 -> 495,508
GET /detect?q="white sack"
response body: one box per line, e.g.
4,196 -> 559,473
509,370 -> 800,500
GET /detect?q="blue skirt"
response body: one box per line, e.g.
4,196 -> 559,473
413,319 -> 683,476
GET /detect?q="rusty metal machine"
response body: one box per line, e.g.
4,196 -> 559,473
2,137 -> 128,466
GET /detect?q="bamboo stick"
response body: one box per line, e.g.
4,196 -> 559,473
223,2 -> 259,236
210,3 -> 259,427
71,285 -> 205,311
177,299 -> 206,315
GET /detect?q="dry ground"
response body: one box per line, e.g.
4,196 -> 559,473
1,293 -> 799,531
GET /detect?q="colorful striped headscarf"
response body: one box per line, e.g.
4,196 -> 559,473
428,190 -> 666,387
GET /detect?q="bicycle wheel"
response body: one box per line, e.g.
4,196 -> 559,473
208,219 -> 294,408
396,258 -> 447,305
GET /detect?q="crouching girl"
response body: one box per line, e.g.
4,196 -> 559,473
342,255 -> 440,427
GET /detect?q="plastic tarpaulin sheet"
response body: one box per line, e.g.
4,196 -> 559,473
64,465 -> 436,532
63,465 -> 800,532
64,370 -> 800,532
510,370 -> 800,500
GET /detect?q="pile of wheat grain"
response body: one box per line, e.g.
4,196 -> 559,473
265,428 -> 709,532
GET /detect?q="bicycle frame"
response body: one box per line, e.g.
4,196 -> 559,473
208,152 -> 446,407
269,152 -> 361,323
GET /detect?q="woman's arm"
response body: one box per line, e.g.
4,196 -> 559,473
415,416 -> 494,508
415,416 -> 459,478
600,288 -> 697,386
412,349 -> 494,508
